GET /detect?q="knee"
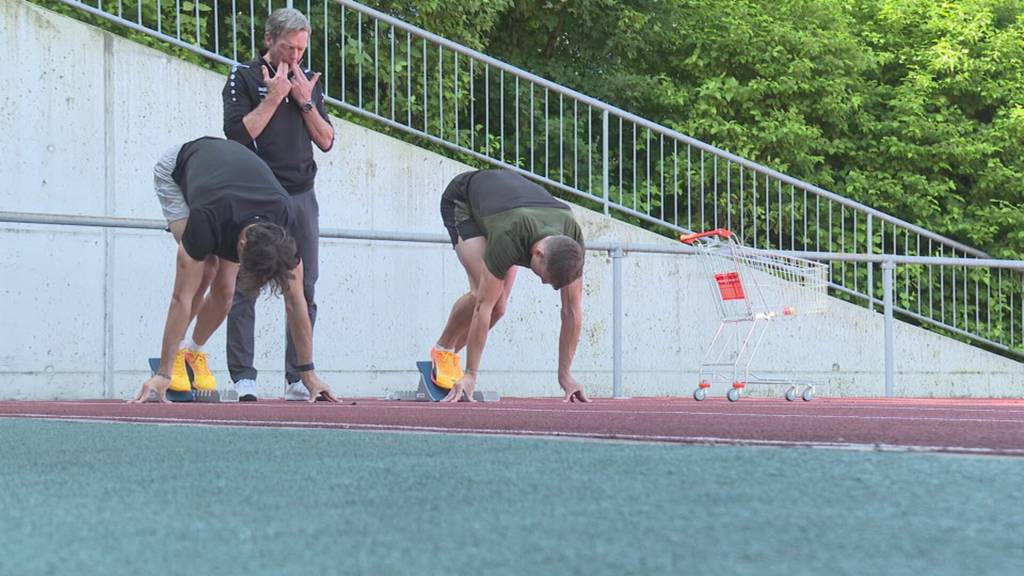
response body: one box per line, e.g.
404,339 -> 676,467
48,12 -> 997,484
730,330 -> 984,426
490,301 -> 507,324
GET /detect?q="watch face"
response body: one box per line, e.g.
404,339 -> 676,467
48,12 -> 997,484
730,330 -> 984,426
302,102 -> 313,112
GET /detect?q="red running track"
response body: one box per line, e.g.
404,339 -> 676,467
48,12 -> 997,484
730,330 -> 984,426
2,397 -> 1024,456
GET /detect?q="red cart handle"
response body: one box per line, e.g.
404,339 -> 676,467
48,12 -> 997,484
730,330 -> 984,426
679,228 -> 733,245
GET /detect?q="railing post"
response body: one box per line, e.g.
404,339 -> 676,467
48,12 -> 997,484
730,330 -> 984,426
866,213 -> 874,312
602,110 -> 610,216
611,245 -> 628,398
882,259 -> 895,397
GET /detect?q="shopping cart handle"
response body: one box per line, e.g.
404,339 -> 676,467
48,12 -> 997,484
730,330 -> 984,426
679,228 -> 734,244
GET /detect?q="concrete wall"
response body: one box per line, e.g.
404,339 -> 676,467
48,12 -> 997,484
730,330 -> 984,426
2,0 -> 1021,400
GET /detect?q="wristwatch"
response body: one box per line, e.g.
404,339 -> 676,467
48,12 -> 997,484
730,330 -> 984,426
300,100 -> 314,113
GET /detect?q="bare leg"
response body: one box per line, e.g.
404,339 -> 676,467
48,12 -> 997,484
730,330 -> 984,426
450,267 -> 517,351
192,259 -> 240,346
436,237 -> 486,350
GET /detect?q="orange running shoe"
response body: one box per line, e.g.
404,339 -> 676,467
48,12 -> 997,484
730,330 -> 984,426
169,349 -> 191,393
185,350 -> 217,391
429,347 -> 463,390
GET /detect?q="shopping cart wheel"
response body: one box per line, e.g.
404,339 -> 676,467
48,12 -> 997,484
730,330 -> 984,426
726,388 -> 741,402
801,387 -> 814,402
693,388 -> 707,401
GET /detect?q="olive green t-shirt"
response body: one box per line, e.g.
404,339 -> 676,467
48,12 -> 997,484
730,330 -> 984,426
481,207 -> 584,278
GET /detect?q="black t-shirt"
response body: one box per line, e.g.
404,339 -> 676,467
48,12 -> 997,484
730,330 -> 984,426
172,137 -> 293,263
455,170 -> 571,217
222,54 -> 333,194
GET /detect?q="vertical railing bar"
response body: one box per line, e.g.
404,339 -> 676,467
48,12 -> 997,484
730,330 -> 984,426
674,140 -> 679,227
438,44 -> 442,141
213,0 -> 219,55
646,128 -> 651,218
231,0 -> 237,62
421,37 -> 427,133
777,179 -> 782,250
840,205 -> 846,282
815,195 -> 820,252
929,239 -> 934,320
953,250 -> 958,328
765,174 -> 771,249
853,209 -> 858,295
917,235 -> 922,315
726,162 -> 732,232
324,2 -> 329,98
340,7 -> 347,103
713,154 -> 718,228
740,165 -> 744,241
530,83 -> 534,172
390,24 -> 395,121
499,69 -> 504,161
626,123 -> 634,211
752,168 -> 758,249
573,99 -> 579,190
803,189 -> 808,251
559,94 -> 564,182
406,31 -> 411,127
469,58 -> 474,149
357,12 -> 363,109
790,186 -> 796,251
700,150 -> 705,231
515,76 -> 520,167
588,105 -> 593,194
484,64 -> 490,156
454,52 -> 460,144
687,145 -> 692,231
544,89 -> 548,177
632,123 -> 637,211
659,135 -> 665,222
374,19 -> 380,116
940,246 -> 946,324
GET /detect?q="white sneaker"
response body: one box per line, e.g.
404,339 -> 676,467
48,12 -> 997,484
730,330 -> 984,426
236,379 -> 258,402
284,381 -> 311,401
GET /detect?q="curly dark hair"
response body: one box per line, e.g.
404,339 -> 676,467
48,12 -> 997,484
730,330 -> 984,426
236,223 -> 298,296
545,235 -> 585,290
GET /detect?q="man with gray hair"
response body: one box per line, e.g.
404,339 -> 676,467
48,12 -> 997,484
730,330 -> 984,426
222,7 -> 334,401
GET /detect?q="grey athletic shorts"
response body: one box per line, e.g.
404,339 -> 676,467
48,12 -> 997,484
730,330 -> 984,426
153,145 -> 188,223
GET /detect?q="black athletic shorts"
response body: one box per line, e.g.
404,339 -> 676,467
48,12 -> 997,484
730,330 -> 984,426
440,171 -> 484,247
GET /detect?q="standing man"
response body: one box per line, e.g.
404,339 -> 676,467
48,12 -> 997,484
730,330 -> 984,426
131,137 -> 339,404
431,169 -> 590,403
223,7 -> 334,402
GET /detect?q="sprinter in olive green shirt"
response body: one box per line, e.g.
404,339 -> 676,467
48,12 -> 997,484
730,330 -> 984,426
431,169 -> 589,403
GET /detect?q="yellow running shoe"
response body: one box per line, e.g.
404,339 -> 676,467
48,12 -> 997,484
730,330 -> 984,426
186,350 -> 217,391
429,347 -> 463,390
169,348 -> 191,393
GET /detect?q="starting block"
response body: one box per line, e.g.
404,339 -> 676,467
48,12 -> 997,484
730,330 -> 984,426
387,361 -> 499,402
147,357 -> 238,403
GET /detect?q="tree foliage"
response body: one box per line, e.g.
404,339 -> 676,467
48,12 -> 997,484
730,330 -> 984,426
481,0 -> 1024,258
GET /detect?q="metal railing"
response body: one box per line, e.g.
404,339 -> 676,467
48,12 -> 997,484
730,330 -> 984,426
5,211 -> 1024,397
43,0 -> 1024,357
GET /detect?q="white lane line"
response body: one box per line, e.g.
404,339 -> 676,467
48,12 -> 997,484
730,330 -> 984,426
2,413 -> 1022,457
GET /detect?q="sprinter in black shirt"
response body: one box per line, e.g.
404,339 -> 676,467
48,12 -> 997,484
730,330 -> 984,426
130,137 -> 339,404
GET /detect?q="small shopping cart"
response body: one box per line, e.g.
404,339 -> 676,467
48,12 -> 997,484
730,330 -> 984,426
680,229 -> 829,401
